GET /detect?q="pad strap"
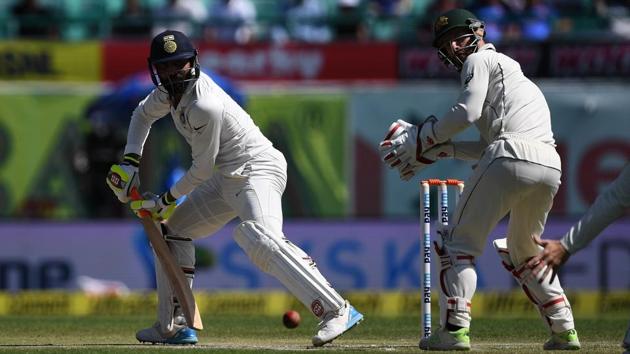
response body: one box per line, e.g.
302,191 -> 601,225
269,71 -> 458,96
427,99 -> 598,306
446,297 -> 472,313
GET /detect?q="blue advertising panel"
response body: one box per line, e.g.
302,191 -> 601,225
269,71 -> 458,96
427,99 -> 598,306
0,220 -> 627,291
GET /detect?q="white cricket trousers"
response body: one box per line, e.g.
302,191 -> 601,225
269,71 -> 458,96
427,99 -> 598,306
436,157 -> 575,332
162,147 -> 346,324
448,157 -> 561,265
151,148 -> 288,332
166,148 -> 287,238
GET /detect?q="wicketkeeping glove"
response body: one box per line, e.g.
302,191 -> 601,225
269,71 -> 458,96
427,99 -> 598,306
130,190 -> 177,221
379,119 -> 417,169
397,143 -> 454,181
106,153 -> 141,203
379,116 -> 440,169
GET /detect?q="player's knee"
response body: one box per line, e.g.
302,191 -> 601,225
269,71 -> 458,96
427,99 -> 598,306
233,220 -> 280,272
493,237 -> 516,271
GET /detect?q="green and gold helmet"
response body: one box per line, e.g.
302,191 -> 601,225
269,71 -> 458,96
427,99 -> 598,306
432,8 -> 485,71
432,9 -> 484,48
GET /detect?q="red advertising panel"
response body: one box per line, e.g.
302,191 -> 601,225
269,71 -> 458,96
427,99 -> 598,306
103,41 -> 398,82
102,41 -> 151,82
399,44 -> 542,79
197,42 -> 397,81
550,43 -> 630,77
398,46 -> 455,79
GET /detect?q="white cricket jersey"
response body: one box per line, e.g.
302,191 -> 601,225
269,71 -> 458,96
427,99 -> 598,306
124,72 -> 273,199
435,43 -> 561,171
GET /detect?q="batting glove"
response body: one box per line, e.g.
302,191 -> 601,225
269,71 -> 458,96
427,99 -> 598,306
106,153 -> 141,203
130,191 -> 177,221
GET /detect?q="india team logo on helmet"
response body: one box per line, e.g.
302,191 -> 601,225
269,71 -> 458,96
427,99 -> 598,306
163,35 -> 178,54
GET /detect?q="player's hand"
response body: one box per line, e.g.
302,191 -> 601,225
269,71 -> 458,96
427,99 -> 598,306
379,116 -> 440,170
379,119 -> 418,168
397,142 -> 454,181
527,236 -> 570,284
130,191 -> 177,221
106,153 -> 141,203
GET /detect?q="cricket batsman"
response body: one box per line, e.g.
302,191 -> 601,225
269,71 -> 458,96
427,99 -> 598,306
379,8 -> 580,350
528,163 -> 630,351
106,30 -> 363,346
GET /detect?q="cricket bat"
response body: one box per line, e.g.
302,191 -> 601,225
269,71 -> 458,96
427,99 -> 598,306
130,188 -> 203,330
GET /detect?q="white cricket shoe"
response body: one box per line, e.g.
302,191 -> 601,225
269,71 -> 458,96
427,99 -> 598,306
136,322 -> 198,345
312,300 -> 363,347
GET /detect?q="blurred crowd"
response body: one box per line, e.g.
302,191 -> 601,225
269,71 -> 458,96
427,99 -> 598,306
2,0 -> 629,44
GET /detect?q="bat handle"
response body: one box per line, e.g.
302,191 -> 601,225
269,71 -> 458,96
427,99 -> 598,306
130,187 -> 151,218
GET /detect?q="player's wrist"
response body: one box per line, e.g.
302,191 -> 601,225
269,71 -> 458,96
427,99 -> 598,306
161,191 -> 177,206
122,153 -> 141,167
559,238 -> 572,255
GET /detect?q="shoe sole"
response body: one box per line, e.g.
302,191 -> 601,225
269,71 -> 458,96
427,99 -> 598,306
137,335 -> 198,345
138,339 -> 197,345
137,327 -> 198,345
137,339 -> 198,345
543,344 -> 580,350
543,341 -> 581,350
419,344 -> 470,351
419,339 -> 470,351
312,311 -> 364,347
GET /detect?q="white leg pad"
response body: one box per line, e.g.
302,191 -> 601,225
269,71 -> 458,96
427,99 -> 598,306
234,220 -> 344,318
493,238 -> 575,333
434,236 -> 476,328
154,229 -> 195,333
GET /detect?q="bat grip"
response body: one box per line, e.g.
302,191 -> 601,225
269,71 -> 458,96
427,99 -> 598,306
130,187 -> 151,218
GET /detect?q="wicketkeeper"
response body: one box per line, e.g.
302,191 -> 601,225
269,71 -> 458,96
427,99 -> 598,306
379,8 -> 580,351
528,163 -> 630,351
106,30 -> 363,346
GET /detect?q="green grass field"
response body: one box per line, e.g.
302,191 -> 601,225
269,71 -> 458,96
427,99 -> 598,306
0,315 -> 626,353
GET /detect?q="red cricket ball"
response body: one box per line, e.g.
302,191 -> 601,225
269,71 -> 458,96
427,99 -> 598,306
282,310 -> 301,329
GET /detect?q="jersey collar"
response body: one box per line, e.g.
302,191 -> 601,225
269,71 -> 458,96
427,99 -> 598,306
478,43 -> 496,52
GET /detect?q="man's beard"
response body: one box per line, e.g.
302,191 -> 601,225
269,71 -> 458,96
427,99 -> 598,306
160,70 -> 192,98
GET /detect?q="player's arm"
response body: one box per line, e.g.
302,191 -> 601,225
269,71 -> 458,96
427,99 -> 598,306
106,90 -> 170,203
429,54 -> 490,145
561,163 -> 630,254
451,139 -> 488,161
379,55 -> 490,171
129,98 -> 222,220
169,99 -> 222,199
125,90 -> 171,156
